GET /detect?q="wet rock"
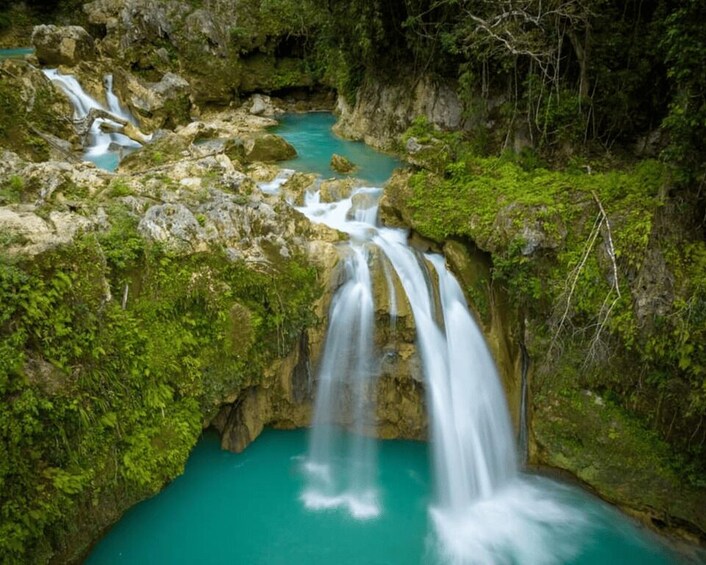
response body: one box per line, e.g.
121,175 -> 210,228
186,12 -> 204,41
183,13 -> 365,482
330,153 -> 356,174
31,25 -> 97,67
281,172 -> 318,205
319,178 -> 358,203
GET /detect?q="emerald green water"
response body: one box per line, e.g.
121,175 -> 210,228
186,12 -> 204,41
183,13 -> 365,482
274,113 -> 402,185
88,429 -> 677,564
0,47 -> 33,59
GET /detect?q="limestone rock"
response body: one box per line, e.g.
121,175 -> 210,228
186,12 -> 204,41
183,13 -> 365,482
334,76 -> 466,151
249,93 -> 278,117
31,25 -> 97,67
84,0 -> 172,57
113,70 -> 191,130
138,202 -> 207,253
319,178 -> 358,203
0,61 -> 77,161
0,207 -> 96,256
243,134 -> 296,163
330,153 -> 356,174
281,172 -> 318,205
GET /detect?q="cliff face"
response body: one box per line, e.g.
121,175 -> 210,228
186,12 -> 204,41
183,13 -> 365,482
333,76 -> 469,152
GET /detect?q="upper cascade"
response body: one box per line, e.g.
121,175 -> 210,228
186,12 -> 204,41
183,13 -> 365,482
42,69 -> 147,170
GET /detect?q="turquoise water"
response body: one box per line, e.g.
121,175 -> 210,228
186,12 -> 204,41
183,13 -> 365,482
86,152 -> 120,172
0,47 -> 34,59
88,429 -> 677,564
274,113 -> 402,185
88,430 -> 430,564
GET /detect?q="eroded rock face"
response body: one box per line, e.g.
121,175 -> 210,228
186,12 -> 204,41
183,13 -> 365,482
0,60 -> 77,161
32,25 -> 97,66
334,76 -> 466,150
113,69 -> 191,130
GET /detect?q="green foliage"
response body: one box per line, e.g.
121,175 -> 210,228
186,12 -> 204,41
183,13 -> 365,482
403,124 -> 705,478
660,0 -> 706,192
0,205 -> 319,563
0,174 -> 24,204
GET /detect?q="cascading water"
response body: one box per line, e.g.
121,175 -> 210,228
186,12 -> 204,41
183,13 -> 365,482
42,69 -> 143,170
296,188 -> 382,518
284,179 -> 584,564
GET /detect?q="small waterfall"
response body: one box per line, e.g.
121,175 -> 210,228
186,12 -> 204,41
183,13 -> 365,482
302,244 -> 379,518
42,69 -> 142,170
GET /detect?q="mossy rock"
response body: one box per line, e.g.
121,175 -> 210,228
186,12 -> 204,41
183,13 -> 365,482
532,386 -> 706,539
118,133 -> 189,173
0,60 -> 76,161
330,153 -> 356,174
243,133 -> 296,163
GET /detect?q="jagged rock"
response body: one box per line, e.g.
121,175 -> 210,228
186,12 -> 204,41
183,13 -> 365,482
31,25 -> 97,67
243,134 -> 296,163
330,153 -> 356,174
113,69 -> 190,130
84,0 -> 172,57
138,202 -> 206,252
183,9 -> 228,56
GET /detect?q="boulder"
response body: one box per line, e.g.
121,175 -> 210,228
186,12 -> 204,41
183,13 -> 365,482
243,134 -> 296,163
31,25 -> 97,67
249,93 -> 279,117
330,153 -> 356,174
0,63 -> 77,161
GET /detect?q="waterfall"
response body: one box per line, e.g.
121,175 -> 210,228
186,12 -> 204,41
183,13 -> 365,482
261,150 -> 582,564
292,181 -> 517,509
42,69 -> 142,170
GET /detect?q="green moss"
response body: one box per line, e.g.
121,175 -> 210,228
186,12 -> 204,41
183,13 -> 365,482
533,386 -> 706,532
399,121 -> 706,491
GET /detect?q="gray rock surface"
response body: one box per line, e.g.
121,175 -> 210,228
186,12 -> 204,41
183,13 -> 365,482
32,25 -> 97,66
